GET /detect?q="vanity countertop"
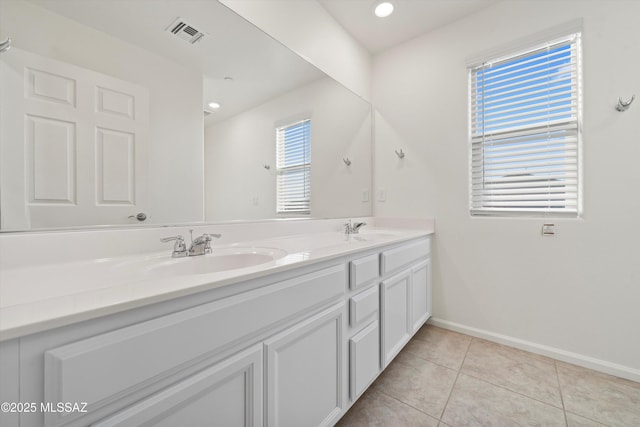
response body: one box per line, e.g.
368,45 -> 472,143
0,227 -> 433,341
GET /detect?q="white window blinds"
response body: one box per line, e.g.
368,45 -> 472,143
470,33 -> 581,216
276,118 -> 311,214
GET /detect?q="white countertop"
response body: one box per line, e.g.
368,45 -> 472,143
0,227 -> 432,341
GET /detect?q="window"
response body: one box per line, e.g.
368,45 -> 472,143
469,33 -> 581,216
276,118 -> 311,214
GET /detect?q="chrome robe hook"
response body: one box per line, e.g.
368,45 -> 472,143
616,95 -> 635,112
0,37 -> 11,54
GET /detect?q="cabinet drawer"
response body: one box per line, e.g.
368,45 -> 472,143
349,253 -> 379,290
349,285 -> 378,327
380,238 -> 430,276
349,321 -> 380,400
44,264 -> 345,424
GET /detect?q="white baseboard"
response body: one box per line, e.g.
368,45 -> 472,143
428,317 -> 640,383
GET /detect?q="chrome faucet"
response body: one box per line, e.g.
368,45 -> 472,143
160,230 -> 221,258
344,219 -> 367,235
188,230 -> 222,256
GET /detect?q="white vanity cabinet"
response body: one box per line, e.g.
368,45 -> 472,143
345,236 -> 432,403
36,263 -> 346,427
92,303 -> 346,427
4,234 -> 432,427
380,238 -> 432,367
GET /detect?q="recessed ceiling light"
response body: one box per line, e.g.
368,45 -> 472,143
374,1 -> 394,18
208,102 -> 221,109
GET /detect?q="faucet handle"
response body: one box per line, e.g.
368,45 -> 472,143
160,235 -> 184,243
344,220 -> 366,234
160,235 -> 184,244
160,235 -> 187,255
202,233 -> 221,254
191,233 -> 221,244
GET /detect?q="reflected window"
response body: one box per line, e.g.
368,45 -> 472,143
276,118 -> 311,214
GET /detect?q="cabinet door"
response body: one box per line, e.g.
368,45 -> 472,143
410,258 -> 432,332
349,320 -> 380,401
265,303 -> 344,427
380,270 -> 411,367
92,345 -> 263,427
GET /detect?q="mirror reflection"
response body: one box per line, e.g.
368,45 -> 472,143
0,0 -> 372,231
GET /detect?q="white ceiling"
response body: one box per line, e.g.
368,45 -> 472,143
319,0 -> 500,53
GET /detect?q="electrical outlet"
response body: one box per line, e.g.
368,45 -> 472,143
542,223 -> 555,236
361,189 -> 369,202
377,188 -> 386,202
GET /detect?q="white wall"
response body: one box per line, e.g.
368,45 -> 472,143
219,0 -> 372,102
0,0 -> 204,226
373,0 -> 640,379
205,76 -> 371,221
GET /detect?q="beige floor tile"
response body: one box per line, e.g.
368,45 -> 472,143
405,325 -> 472,370
565,412 -> 608,427
341,326 -> 640,427
441,374 -> 566,427
460,339 -> 563,407
557,362 -> 640,426
336,388 -> 439,427
371,350 -> 458,419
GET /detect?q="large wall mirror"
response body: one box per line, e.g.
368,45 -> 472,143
0,0 -> 372,232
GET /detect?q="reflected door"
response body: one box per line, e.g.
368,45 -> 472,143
0,48 -> 149,229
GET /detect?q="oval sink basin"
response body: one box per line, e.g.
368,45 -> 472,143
140,247 -> 287,277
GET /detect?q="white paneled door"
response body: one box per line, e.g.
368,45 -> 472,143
0,48 -> 149,229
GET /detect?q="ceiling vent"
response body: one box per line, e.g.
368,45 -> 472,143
166,17 -> 206,44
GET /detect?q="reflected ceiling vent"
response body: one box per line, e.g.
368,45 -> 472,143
166,17 -> 206,44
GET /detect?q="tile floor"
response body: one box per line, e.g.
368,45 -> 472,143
337,325 -> 640,427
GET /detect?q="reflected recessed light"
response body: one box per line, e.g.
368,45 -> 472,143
374,1 -> 394,18
208,102 -> 221,109
224,76 -> 234,82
